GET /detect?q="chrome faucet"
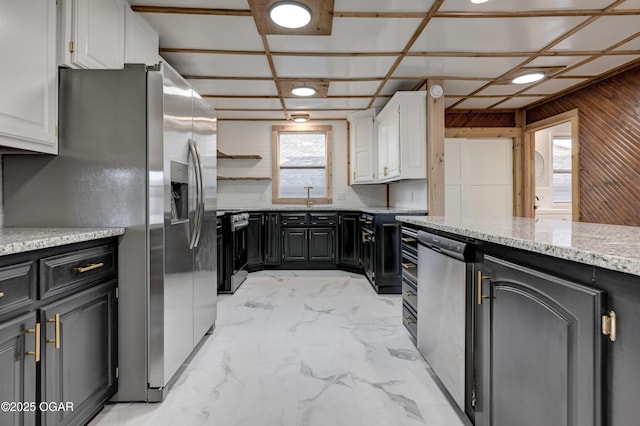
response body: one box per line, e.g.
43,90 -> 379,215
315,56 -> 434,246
304,186 -> 313,208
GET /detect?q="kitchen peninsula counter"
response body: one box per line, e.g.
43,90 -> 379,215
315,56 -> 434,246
219,207 -> 427,214
396,216 -> 640,276
0,227 -> 125,256
396,216 -> 640,426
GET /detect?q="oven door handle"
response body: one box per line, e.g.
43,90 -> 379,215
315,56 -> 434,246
231,220 -> 249,231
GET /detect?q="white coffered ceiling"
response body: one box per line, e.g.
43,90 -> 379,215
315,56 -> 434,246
130,0 -> 640,120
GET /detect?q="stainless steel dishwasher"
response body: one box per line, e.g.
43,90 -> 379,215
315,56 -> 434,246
417,230 -> 474,416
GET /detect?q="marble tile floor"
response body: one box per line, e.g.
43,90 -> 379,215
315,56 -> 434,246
89,270 -> 469,426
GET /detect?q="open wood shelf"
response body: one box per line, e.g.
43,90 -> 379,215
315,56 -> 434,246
217,150 -> 262,160
217,176 -> 272,181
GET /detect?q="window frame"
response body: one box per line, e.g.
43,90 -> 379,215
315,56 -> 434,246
550,133 -> 572,204
271,125 -> 333,204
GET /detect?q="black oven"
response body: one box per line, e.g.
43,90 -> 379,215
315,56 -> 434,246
219,212 -> 249,294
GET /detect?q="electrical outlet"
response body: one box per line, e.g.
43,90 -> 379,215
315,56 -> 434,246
411,192 -> 414,201
259,193 -> 266,201
337,192 -> 346,201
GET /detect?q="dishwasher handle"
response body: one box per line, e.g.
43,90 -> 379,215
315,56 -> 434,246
417,230 -> 474,262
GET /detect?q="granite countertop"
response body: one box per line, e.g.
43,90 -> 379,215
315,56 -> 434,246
218,207 -> 426,214
0,228 -> 125,256
396,216 -> 640,276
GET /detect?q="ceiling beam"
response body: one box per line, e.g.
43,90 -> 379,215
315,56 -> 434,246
130,6 -> 252,16
367,0 -> 446,109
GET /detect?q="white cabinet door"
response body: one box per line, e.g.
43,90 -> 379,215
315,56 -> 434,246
59,0 -> 125,69
348,109 -> 376,184
0,0 -> 57,154
376,92 -> 425,183
125,7 -> 159,65
399,94 -> 427,179
376,101 -> 400,183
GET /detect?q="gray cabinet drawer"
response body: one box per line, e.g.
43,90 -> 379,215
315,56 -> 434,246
402,278 -> 417,313
0,261 -> 36,317
309,213 -> 337,225
280,213 -> 308,226
403,302 -> 417,341
40,244 -> 116,299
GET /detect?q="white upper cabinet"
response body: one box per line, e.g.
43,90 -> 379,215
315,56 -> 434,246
376,92 -> 426,183
59,0 -> 125,69
125,7 -> 159,66
347,109 -> 377,184
0,0 -> 57,154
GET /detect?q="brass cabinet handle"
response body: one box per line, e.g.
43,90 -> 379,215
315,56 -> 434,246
0,291 -> 4,298
404,316 -> 416,324
402,262 -> 416,269
401,237 -> 416,243
73,262 -> 105,273
26,323 -> 41,362
403,290 -> 415,297
602,311 -> 617,342
384,166 -> 388,176
477,271 -> 491,305
46,313 -> 61,349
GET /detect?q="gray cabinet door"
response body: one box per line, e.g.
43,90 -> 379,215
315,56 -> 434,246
247,213 -> 265,267
264,213 -> 281,265
338,213 -> 360,267
0,312 -> 37,426
283,228 -> 307,262
478,256 -> 604,426
309,228 -> 335,262
40,281 -> 117,426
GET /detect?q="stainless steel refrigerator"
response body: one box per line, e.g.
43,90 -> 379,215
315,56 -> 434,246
3,63 -> 218,402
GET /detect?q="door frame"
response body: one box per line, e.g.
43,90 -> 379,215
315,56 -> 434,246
524,109 -> 580,221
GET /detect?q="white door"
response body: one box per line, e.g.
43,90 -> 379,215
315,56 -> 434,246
445,138 -> 513,219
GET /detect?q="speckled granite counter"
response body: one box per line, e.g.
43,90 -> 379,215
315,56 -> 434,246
396,216 -> 640,276
219,207 -> 426,214
0,228 -> 125,256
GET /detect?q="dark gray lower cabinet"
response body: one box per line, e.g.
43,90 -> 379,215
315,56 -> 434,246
477,255 -> 604,426
0,238 -> 118,426
40,281 -> 117,426
282,227 -> 335,263
0,312 -> 37,426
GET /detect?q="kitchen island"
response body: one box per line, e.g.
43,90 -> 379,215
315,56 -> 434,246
0,227 -> 123,426
396,216 -> 639,426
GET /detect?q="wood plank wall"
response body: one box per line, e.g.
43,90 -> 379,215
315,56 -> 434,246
446,111 -> 516,128
526,65 -> 640,226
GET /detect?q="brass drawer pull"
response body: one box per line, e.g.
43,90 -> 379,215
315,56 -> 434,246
317,216 -> 329,220
403,290 -> 415,297
26,323 -> 41,362
73,262 -> 105,273
287,216 -> 299,220
402,262 -> 416,269
404,316 -> 416,324
46,313 -> 61,349
0,291 -> 4,298
401,237 -> 416,243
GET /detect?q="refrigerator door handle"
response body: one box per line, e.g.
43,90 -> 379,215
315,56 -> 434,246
188,139 -> 202,250
192,139 -> 205,248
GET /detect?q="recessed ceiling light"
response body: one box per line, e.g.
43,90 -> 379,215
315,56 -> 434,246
512,73 -> 545,84
291,114 -> 310,123
291,85 -> 316,97
269,1 -> 312,29
470,0 -> 490,4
